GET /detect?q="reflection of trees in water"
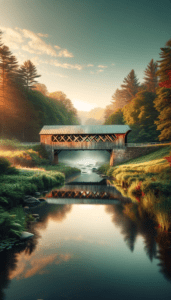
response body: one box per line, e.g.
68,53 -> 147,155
105,202 -> 171,282
155,233 -> 171,282
29,203 -> 72,231
0,212 -> 43,299
0,242 -> 31,300
105,203 -> 157,259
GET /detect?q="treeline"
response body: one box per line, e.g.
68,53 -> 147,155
104,38 -> 171,143
0,31 -> 79,142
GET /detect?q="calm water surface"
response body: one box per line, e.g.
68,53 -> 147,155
1,171 -> 171,300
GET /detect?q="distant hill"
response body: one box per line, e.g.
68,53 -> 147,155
77,107 -> 105,125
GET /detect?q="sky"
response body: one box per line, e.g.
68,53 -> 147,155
0,0 -> 171,111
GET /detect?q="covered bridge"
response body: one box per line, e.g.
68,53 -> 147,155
39,125 -> 131,165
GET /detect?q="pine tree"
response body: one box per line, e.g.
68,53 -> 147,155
0,46 -> 19,135
19,60 -> 41,89
120,69 -> 140,103
154,38 -> 171,141
104,104 -> 114,122
0,30 -> 3,47
143,59 -> 158,93
111,88 -> 127,110
156,39 -> 171,82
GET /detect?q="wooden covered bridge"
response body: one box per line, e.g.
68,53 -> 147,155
39,125 -> 131,166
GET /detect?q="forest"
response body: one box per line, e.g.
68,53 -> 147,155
0,29 -> 170,143
0,31 -> 80,142
104,38 -> 171,143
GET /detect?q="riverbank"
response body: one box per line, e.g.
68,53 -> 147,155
0,138 -> 81,251
98,145 -> 171,231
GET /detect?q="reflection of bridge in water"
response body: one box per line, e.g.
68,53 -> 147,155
46,185 -> 131,204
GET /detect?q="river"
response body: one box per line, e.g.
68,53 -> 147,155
1,159 -> 171,300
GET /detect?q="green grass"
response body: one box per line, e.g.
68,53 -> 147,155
98,145 -> 171,231
117,145 -> 171,166
0,170 -> 65,208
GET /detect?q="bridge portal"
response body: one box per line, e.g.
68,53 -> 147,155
39,125 -> 131,166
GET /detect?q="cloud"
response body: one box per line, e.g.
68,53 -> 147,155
111,63 -> 115,66
97,69 -> 104,73
22,44 -> 39,54
20,29 -> 57,57
58,49 -> 74,57
0,26 -> 24,49
54,45 -> 61,49
30,56 -> 42,65
51,60 -> 83,70
87,64 -> 94,67
9,252 -> 72,280
90,71 -> 94,74
37,33 -> 49,37
98,65 -> 107,68
1,26 -> 74,61
42,70 -> 68,78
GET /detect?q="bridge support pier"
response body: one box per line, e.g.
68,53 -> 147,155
53,150 -> 61,164
109,149 -> 115,166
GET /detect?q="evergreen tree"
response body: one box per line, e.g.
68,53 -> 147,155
19,60 -> 41,89
154,38 -> 171,141
120,69 -> 140,103
156,39 -> 171,82
0,30 -> 3,47
111,88 -> 127,110
154,88 -> 171,141
143,59 -> 158,93
122,91 -> 159,142
104,104 -> 115,122
0,46 -> 19,135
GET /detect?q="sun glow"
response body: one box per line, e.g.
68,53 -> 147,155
72,99 -> 97,112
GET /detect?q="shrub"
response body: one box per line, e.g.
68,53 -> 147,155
0,157 -> 11,174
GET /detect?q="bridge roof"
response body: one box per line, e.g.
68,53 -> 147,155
39,125 -> 131,135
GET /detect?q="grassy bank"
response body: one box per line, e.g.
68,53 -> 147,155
0,138 -> 81,249
98,145 -> 171,231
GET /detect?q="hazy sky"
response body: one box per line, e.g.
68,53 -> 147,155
1,0 -> 171,111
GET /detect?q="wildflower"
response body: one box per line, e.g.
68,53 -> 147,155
141,192 -> 145,197
136,197 -> 140,202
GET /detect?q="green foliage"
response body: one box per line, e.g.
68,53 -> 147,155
120,69 -> 140,103
156,38 -> 171,83
0,30 -> 79,142
0,206 -> 25,239
154,87 -> 171,141
143,59 -> 158,93
0,138 -> 25,150
97,163 -> 110,175
0,156 -> 19,175
104,108 -> 125,125
123,91 -> 159,142
0,170 -> 65,208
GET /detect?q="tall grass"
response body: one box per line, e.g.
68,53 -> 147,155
100,145 -> 171,231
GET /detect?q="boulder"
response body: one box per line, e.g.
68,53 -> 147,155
38,198 -> 46,202
32,214 -> 39,218
24,197 -> 40,204
20,231 -> 34,240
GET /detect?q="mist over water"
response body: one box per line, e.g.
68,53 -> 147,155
58,150 -> 110,167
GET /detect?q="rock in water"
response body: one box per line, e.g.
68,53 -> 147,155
24,197 -> 40,204
20,232 -> 34,240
